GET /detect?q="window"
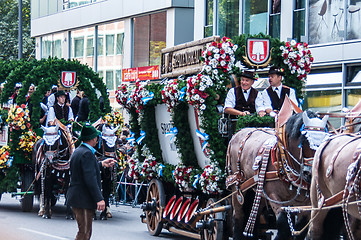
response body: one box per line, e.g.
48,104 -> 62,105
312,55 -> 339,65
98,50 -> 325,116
86,36 -> 94,57
204,0 -> 214,37
304,69 -> 343,127
133,12 -> 166,67
42,40 -> 52,58
293,0 -> 305,42
63,0 -> 97,10
218,0 -> 239,38
98,71 -> 103,80
345,65 -> 361,108
98,35 -> 104,56
304,89 -> 342,127
52,40 -> 62,58
106,70 -> 114,90
115,70 -> 122,89
243,0 -> 268,35
74,37 -> 84,58
106,34 -> 115,56
270,0 -> 281,38
116,33 -> 124,55
308,0 -> 346,44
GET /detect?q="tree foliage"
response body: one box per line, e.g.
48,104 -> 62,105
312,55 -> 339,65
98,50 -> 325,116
0,0 -> 34,60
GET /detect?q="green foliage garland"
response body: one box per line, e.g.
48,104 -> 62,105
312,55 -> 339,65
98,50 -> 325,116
236,115 -> 275,131
233,33 -> 304,99
0,166 -> 19,194
2,58 -> 111,128
172,102 -> 199,168
140,103 -> 163,163
0,59 -> 40,104
128,107 -> 142,160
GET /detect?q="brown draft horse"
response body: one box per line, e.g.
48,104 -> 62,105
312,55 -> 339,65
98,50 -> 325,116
307,133 -> 361,240
33,120 -> 74,219
226,107 -> 329,240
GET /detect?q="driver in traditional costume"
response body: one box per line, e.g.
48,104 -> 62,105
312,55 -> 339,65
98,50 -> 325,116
46,90 -> 74,126
256,66 -> 299,117
224,70 -> 259,116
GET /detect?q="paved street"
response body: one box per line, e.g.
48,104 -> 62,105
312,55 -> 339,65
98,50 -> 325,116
0,193 -> 188,240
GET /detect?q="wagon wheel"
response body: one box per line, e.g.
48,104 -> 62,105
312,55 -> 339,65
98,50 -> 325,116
203,198 -> 224,240
21,167 -> 34,212
145,179 -> 165,236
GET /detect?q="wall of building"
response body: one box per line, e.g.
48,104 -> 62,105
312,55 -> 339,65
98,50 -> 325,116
31,0 -> 194,37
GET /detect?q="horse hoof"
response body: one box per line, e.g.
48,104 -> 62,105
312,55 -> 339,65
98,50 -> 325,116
106,212 -> 112,218
42,215 -> 51,219
100,215 -> 107,220
66,215 -> 74,220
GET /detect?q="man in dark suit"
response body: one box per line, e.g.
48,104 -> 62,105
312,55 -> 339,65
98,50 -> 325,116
66,124 -> 115,240
71,89 -> 82,119
77,93 -> 90,122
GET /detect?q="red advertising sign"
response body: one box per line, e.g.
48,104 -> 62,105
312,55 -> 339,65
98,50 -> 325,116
61,71 -> 77,88
122,65 -> 159,82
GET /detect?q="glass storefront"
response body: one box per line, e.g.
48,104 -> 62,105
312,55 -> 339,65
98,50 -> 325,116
346,65 -> 361,108
304,70 -> 343,127
269,0 -> 281,38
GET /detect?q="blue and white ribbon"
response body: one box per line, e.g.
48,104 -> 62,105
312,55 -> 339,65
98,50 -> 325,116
165,127 -> 178,142
136,130 -> 146,145
158,164 -> 165,177
126,96 -> 131,104
178,87 -> 186,101
141,92 -> 154,105
98,132 -> 102,149
58,130 -> 63,145
129,130 -> 135,138
193,174 -> 200,188
6,156 -> 13,168
196,129 -> 209,151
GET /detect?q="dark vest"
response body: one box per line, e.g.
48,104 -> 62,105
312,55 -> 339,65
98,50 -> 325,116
54,104 -> 70,121
234,87 -> 258,113
266,86 -> 290,111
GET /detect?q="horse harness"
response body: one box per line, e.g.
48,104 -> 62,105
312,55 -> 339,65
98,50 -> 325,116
225,124 -> 325,237
313,133 -> 361,240
36,131 -> 71,176
314,133 -> 361,209
226,125 -> 312,197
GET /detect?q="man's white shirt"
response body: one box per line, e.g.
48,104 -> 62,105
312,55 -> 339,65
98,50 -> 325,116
46,103 -> 74,126
224,88 -> 253,107
255,84 -> 299,113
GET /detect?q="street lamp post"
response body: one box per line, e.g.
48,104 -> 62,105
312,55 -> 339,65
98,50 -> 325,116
18,0 -> 23,59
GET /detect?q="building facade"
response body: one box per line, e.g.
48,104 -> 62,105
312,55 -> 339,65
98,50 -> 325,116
31,0 -> 194,105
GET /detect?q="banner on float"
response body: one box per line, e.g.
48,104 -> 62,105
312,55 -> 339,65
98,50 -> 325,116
122,65 -> 160,82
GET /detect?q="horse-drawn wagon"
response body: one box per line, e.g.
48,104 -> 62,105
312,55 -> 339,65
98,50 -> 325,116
114,34 -> 330,240
0,58 -> 113,216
